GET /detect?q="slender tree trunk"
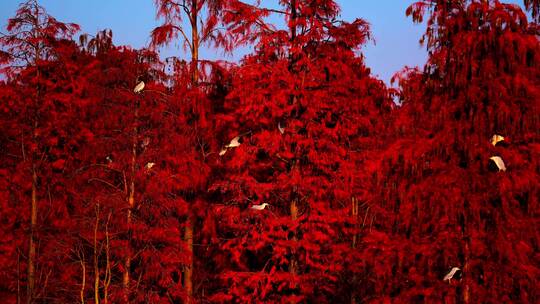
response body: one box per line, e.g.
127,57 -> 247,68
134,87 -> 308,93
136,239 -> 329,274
288,197 -> 299,304
17,249 -> 21,304
103,213 -> 112,304
80,251 -> 86,304
184,2 -> 199,302
94,205 -> 100,304
191,0 -> 199,85
351,197 -> 358,304
287,3 -> 299,301
463,240 -> 470,303
27,12 -> 42,301
184,218 -> 193,304
290,198 -> 298,277
352,197 -> 358,249
124,100 -> 139,300
27,167 -> 37,304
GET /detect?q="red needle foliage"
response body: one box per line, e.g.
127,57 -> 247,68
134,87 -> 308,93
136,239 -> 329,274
0,0 -> 538,303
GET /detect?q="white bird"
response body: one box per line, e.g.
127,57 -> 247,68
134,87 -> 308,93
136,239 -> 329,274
490,156 -> 507,172
491,134 -> 505,147
278,122 -> 285,134
225,136 -> 241,148
133,81 -> 145,94
145,162 -> 155,170
219,148 -> 228,156
443,267 -> 461,283
250,203 -> 270,211
106,156 -> 113,163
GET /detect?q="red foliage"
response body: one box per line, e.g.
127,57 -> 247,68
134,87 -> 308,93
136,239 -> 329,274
0,0 -> 538,303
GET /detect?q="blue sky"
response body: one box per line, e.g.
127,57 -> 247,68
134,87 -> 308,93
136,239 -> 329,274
0,0 -> 527,85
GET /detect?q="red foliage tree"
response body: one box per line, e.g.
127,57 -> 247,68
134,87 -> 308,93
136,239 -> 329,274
0,1 -> 79,302
207,1 -> 393,302
150,1 -> 249,301
356,0 -> 540,302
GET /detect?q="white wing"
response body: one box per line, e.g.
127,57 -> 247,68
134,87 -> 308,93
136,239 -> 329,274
491,134 -> 505,146
490,156 -> 506,171
219,148 -> 228,156
226,136 -> 241,148
133,81 -> 145,93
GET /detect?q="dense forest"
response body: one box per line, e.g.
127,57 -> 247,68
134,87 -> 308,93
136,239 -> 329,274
0,0 -> 539,303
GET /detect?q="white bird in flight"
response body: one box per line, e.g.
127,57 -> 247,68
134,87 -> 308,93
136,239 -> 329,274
443,267 -> 461,283
219,136 -> 242,156
250,203 -> 270,210
133,81 -> 145,94
225,136 -> 241,148
490,156 -> 507,172
491,134 -> 505,147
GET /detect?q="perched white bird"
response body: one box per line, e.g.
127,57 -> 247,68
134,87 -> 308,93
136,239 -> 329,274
491,134 -> 505,147
145,162 -> 155,170
443,267 -> 461,282
278,122 -> 285,134
133,81 -> 145,94
225,136 -> 241,148
490,156 -> 507,172
250,203 -> 270,211
106,156 -> 113,163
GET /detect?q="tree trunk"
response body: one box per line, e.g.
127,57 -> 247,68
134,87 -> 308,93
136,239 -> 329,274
103,213 -> 112,304
290,198 -> 298,276
183,2 -> 199,302
80,252 -> 86,304
184,218 -> 194,304
351,197 -> 358,304
463,240 -> 470,304
27,168 -> 37,304
27,9 -> 42,301
94,205 -> 100,304
124,100 -> 139,300
191,0 -> 199,86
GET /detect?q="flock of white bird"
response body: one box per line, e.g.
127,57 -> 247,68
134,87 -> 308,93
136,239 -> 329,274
132,82 -> 273,211
443,135 -> 507,282
132,83 -> 509,282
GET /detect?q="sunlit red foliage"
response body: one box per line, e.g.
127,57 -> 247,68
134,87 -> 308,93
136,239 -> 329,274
0,0 -> 538,303
356,0 -> 540,303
